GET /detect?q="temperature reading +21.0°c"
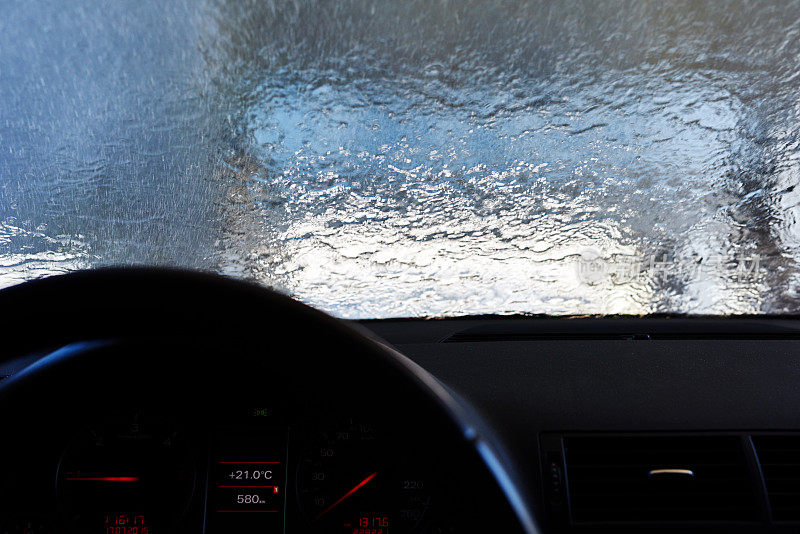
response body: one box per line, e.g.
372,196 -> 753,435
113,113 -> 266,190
227,469 -> 273,481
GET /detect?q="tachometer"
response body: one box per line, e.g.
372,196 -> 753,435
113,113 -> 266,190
296,420 -> 430,533
56,414 -> 197,533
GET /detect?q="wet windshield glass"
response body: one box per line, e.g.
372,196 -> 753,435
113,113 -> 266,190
2,1 -> 799,318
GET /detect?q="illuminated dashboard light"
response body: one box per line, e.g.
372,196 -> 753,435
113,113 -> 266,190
217,485 -> 276,488
216,510 -> 279,513
217,461 -> 280,464
65,476 -> 141,482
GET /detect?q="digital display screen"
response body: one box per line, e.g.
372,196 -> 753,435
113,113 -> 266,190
216,461 -> 282,513
207,428 -> 288,533
350,514 -> 390,534
104,514 -> 151,534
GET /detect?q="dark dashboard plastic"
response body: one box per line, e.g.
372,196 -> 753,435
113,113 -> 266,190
361,316 -> 800,532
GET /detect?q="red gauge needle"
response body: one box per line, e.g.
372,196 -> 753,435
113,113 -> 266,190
65,476 -> 140,482
315,472 -> 378,520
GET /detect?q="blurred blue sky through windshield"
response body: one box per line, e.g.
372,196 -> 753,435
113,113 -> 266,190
2,0 -> 800,318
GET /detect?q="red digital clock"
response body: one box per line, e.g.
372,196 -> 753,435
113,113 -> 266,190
351,514 -> 390,534
104,513 -> 151,534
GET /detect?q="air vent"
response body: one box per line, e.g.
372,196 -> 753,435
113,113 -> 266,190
753,436 -> 800,521
562,435 -> 759,523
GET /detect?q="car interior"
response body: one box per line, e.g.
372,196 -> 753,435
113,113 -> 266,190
4,269 -> 800,534
3,1 -> 800,533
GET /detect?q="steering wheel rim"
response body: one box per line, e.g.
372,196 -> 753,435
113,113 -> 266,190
0,267 -> 538,533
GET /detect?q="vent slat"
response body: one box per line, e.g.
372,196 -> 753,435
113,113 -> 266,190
753,436 -> 800,521
564,436 -> 759,524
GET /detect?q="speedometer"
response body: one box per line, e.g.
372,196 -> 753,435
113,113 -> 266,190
296,420 -> 431,533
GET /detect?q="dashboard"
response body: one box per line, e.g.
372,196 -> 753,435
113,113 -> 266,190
5,269 -> 800,534
364,316 -> 800,534
0,270 -> 530,534
3,406 -> 453,534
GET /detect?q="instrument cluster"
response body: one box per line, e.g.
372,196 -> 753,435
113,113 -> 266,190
2,406 -> 455,534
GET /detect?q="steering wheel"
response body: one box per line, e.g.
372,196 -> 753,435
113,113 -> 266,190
0,268 -> 537,533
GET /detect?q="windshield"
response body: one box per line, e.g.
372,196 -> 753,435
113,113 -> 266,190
1,0 -> 798,318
